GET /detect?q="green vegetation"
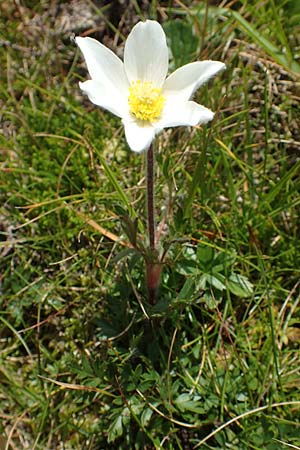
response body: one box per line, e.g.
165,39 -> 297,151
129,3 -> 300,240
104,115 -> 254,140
1,0 -> 300,448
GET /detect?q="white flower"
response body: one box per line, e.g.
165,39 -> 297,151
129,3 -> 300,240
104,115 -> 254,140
76,20 -> 225,153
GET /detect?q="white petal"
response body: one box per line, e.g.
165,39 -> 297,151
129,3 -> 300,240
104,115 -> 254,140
79,80 -> 128,118
157,101 -> 214,128
123,120 -> 156,152
163,61 -> 225,102
124,20 -> 168,86
76,36 -> 129,97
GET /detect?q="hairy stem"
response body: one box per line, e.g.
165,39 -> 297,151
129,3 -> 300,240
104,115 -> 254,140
146,143 -> 161,305
147,143 -> 155,250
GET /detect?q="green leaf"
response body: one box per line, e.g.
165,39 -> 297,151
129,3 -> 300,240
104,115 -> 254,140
112,247 -> 140,264
196,274 -> 207,290
163,20 -> 198,69
121,215 -> 139,248
176,259 -> 198,276
174,393 -> 204,414
197,246 -> 215,269
108,413 -> 123,443
205,274 -> 226,291
141,407 -> 153,427
212,250 -> 236,272
227,273 -> 253,297
178,277 -> 196,300
95,319 -> 118,339
203,292 -> 219,309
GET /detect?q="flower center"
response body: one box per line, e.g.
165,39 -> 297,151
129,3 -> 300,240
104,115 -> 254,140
128,80 -> 165,122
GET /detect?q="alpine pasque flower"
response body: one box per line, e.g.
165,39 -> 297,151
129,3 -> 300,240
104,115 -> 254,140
76,20 -> 225,152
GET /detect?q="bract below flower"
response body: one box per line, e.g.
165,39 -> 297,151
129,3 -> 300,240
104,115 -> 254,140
76,20 -> 225,153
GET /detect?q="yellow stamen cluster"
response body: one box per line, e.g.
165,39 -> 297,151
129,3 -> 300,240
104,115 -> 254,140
128,80 -> 165,122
